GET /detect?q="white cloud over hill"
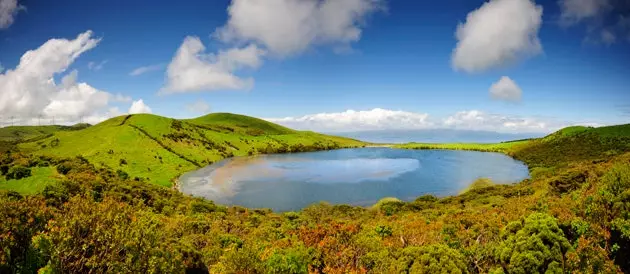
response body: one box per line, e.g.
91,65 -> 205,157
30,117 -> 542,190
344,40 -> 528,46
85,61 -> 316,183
0,31 -> 145,126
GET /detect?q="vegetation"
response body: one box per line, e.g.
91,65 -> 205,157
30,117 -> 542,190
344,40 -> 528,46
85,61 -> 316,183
1,119 -> 630,273
17,113 -> 364,186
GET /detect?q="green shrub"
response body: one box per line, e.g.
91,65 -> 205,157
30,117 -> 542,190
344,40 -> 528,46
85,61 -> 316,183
391,244 -> 468,273
5,166 -> 32,180
495,212 -> 571,274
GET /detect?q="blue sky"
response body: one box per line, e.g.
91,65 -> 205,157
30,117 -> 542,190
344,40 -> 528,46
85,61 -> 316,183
0,0 -> 628,133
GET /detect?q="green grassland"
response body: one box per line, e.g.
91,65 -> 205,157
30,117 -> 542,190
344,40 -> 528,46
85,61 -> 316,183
16,113 -> 364,186
394,140 -> 529,153
0,166 -> 59,194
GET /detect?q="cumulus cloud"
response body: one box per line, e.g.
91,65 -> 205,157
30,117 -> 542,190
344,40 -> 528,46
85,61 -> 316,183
0,0 -> 23,29
451,0 -> 543,73
216,0 -> 383,56
489,76 -> 522,102
128,99 -> 152,114
266,108 -> 602,134
87,60 -> 107,71
162,36 -> 265,93
0,30 -> 135,125
129,64 -> 164,76
186,99 -> 211,114
266,108 -> 433,132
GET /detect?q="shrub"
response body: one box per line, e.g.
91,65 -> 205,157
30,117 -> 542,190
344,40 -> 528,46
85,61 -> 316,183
495,212 -> 571,273
5,166 -> 32,180
391,244 -> 468,273
56,163 -> 72,175
116,169 -> 129,180
119,159 -> 127,166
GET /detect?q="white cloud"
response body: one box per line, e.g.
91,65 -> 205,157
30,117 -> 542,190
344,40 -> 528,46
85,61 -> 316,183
266,108 -> 434,132
129,64 -> 164,76
128,99 -> 152,114
559,0 -> 610,25
87,60 -> 108,71
451,0 -> 543,73
0,0 -> 23,29
162,36 -> 265,93
266,108 -> 602,134
186,99 -> 211,114
216,0 -> 383,56
0,30 -> 135,125
443,110 -> 557,133
489,76 -> 522,102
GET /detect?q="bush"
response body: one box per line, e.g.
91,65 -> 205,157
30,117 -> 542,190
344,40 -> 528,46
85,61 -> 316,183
56,163 -> 72,175
391,244 -> 468,273
495,212 -> 571,273
5,166 -> 32,180
116,169 -> 129,180
119,159 -> 127,166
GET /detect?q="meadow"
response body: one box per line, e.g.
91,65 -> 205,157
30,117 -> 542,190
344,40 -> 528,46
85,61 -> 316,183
1,116 -> 630,273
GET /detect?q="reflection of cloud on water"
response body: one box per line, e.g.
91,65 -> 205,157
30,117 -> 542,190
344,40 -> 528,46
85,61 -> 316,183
179,156 -> 421,202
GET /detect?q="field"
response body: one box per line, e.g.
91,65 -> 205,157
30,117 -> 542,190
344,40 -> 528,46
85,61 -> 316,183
394,140 -> 529,153
15,113 -> 364,187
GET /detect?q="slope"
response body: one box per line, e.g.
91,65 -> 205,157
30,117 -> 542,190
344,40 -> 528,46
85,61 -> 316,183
18,113 -> 364,186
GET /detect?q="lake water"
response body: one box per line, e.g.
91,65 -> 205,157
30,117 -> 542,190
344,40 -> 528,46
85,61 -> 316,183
178,148 -> 529,211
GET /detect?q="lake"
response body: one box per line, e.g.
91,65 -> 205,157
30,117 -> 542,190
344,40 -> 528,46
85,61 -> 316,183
178,148 -> 529,211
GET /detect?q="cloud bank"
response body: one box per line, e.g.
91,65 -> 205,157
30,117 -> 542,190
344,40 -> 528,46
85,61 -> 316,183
266,108 -> 601,134
451,0 -> 543,73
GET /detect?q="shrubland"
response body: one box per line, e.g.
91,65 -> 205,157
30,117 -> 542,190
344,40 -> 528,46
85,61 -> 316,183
1,118 -> 630,273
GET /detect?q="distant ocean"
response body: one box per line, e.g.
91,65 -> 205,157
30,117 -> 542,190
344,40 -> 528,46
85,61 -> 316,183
332,129 -> 544,144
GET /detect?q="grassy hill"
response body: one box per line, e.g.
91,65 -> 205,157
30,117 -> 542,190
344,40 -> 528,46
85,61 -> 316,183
0,124 -> 90,142
397,124 -> 630,167
16,113 -> 364,187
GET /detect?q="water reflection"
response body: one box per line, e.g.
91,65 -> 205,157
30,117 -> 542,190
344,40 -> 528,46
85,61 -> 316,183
179,148 -> 529,211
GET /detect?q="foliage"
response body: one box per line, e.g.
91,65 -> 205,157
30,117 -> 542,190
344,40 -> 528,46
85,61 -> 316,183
495,213 -> 571,273
0,122 -> 629,272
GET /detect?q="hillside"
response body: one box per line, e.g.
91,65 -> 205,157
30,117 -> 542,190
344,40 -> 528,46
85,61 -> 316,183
16,113 -> 364,187
1,123 -> 630,273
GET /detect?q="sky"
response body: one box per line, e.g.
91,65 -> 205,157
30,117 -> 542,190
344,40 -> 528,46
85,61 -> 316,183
0,0 -> 628,134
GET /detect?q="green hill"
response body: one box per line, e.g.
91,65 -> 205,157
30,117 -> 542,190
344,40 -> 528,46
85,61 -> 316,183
0,124 -> 90,143
17,113 -> 364,187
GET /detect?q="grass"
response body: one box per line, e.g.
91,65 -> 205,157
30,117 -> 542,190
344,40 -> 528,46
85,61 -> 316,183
0,124 -> 90,142
0,167 -> 59,194
394,140 -> 529,153
17,113 -> 364,187
459,178 -> 495,194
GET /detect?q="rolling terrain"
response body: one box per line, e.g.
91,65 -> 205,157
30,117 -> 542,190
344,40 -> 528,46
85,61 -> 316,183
1,120 -> 630,273
14,113 -> 364,187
